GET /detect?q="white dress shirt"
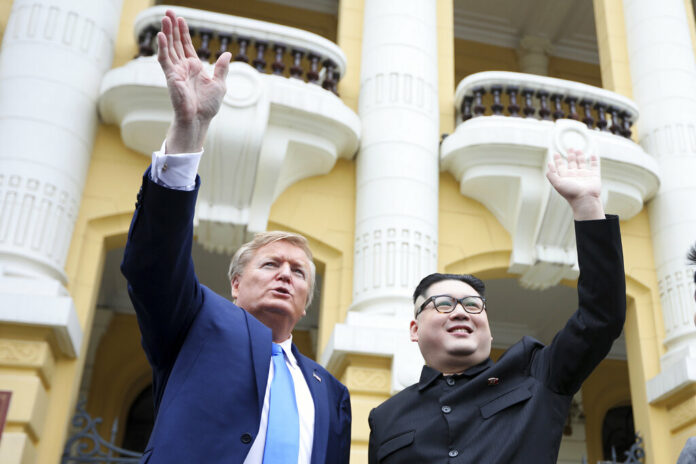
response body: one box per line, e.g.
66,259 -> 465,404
150,144 -> 315,464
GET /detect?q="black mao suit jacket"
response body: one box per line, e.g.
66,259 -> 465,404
121,169 -> 351,464
368,216 -> 626,464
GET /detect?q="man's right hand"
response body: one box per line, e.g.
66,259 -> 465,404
157,10 -> 231,154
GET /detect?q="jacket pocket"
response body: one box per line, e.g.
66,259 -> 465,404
480,385 -> 532,419
377,430 -> 415,462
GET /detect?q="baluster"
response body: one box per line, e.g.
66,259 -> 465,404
507,86 -> 520,117
608,106 -> 621,134
565,96 -> 579,120
307,54 -> 320,84
332,70 -> 340,95
490,86 -> 503,115
135,26 -> 157,58
235,38 -> 250,63
522,89 -> 536,118
461,96 -> 473,121
216,34 -> 231,59
322,60 -> 337,93
594,102 -> 608,131
290,50 -> 305,79
253,41 -> 267,72
196,29 -> 213,61
271,45 -> 286,75
580,99 -> 594,129
550,93 -> 564,120
473,87 -> 486,117
537,91 -> 551,120
620,111 -> 633,138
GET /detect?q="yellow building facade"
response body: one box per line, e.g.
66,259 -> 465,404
0,1 -> 695,463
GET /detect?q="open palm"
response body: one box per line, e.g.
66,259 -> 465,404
157,10 -> 230,126
546,150 -> 601,203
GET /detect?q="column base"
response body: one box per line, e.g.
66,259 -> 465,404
0,277 -> 82,357
647,350 -> 696,404
321,312 -> 424,393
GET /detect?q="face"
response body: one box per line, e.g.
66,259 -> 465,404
410,279 -> 493,374
232,241 -> 311,341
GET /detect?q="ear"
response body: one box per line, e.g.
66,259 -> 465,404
409,320 -> 419,342
231,276 -> 240,300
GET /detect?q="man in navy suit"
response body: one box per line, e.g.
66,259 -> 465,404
121,10 -> 350,464
368,149 -> 626,463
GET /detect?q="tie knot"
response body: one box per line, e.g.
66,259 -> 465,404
271,343 -> 283,356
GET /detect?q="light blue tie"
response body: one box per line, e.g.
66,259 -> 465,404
263,343 -> 300,463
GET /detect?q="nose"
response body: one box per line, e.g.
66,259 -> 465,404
448,303 -> 470,319
276,262 -> 292,281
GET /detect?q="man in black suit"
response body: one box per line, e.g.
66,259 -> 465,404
368,150 -> 626,463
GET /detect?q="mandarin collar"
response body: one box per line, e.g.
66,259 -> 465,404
418,358 -> 493,391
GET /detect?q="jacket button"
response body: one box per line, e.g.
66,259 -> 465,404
449,449 -> 459,457
442,405 -> 452,414
446,377 -> 455,386
240,433 -> 252,444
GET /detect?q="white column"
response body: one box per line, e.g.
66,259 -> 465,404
0,0 -> 124,356
517,35 -> 552,76
323,0 -> 440,392
622,0 -> 696,402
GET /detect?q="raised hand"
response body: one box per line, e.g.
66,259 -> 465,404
546,149 -> 605,221
157,10 -> 231,153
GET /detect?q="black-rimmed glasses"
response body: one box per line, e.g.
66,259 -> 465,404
416,295 -> 486,317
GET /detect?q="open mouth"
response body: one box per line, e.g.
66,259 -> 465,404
272,287 -> 291,296
447,326 -> 473,334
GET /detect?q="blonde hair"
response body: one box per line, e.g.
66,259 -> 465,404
228,231 -> 316,307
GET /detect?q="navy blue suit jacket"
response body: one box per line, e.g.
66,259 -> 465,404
122,170 -> 351,464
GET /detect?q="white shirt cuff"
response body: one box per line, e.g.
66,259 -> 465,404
150,140 -> 203,191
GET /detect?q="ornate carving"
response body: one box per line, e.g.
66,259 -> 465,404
0,339 -> 43,365
658,265 -> 694,340
346,366 -> 390,393
0,173 -> 78,276
353,226 -> 437,300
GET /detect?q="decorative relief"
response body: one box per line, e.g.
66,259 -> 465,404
346,366 -> 390,393
642,123 -> 696,159
0,339 -> 44,366
0,173 -> 78,276
6,2 -> 114,68
361,73 -> 437,114
658,265 -> 694,340
353,225 -> 437,301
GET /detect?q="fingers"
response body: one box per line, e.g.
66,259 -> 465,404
214,52 -> 232,83
156,31 -> 172,70
179,18 -> 198,58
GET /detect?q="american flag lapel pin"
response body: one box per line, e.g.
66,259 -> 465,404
313,371 -> 322,382
487,377 -> 500,386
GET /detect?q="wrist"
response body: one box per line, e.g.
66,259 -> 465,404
165,118 -> 210,154
569,195 -> 605,221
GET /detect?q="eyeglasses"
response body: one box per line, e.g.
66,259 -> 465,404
416,295 -> 486,317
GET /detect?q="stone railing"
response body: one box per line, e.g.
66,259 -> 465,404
455,71 -> 638,139
133,5 -> 346,94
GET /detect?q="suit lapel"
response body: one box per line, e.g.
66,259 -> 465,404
246,310 -> 272,415
293,345 -> 328,464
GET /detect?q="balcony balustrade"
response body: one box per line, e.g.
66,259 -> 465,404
99,6 -> 359,252
134,6 -> 344,94
441,71 -> 660,289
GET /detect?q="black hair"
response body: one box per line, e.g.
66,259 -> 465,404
688,244 -> 696,284
412,273 -> 486,303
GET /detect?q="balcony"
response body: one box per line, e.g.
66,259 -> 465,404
441,71 -> 660,289
99,5 -> 360,252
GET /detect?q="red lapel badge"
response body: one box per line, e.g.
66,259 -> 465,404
487,377 -> 500,386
